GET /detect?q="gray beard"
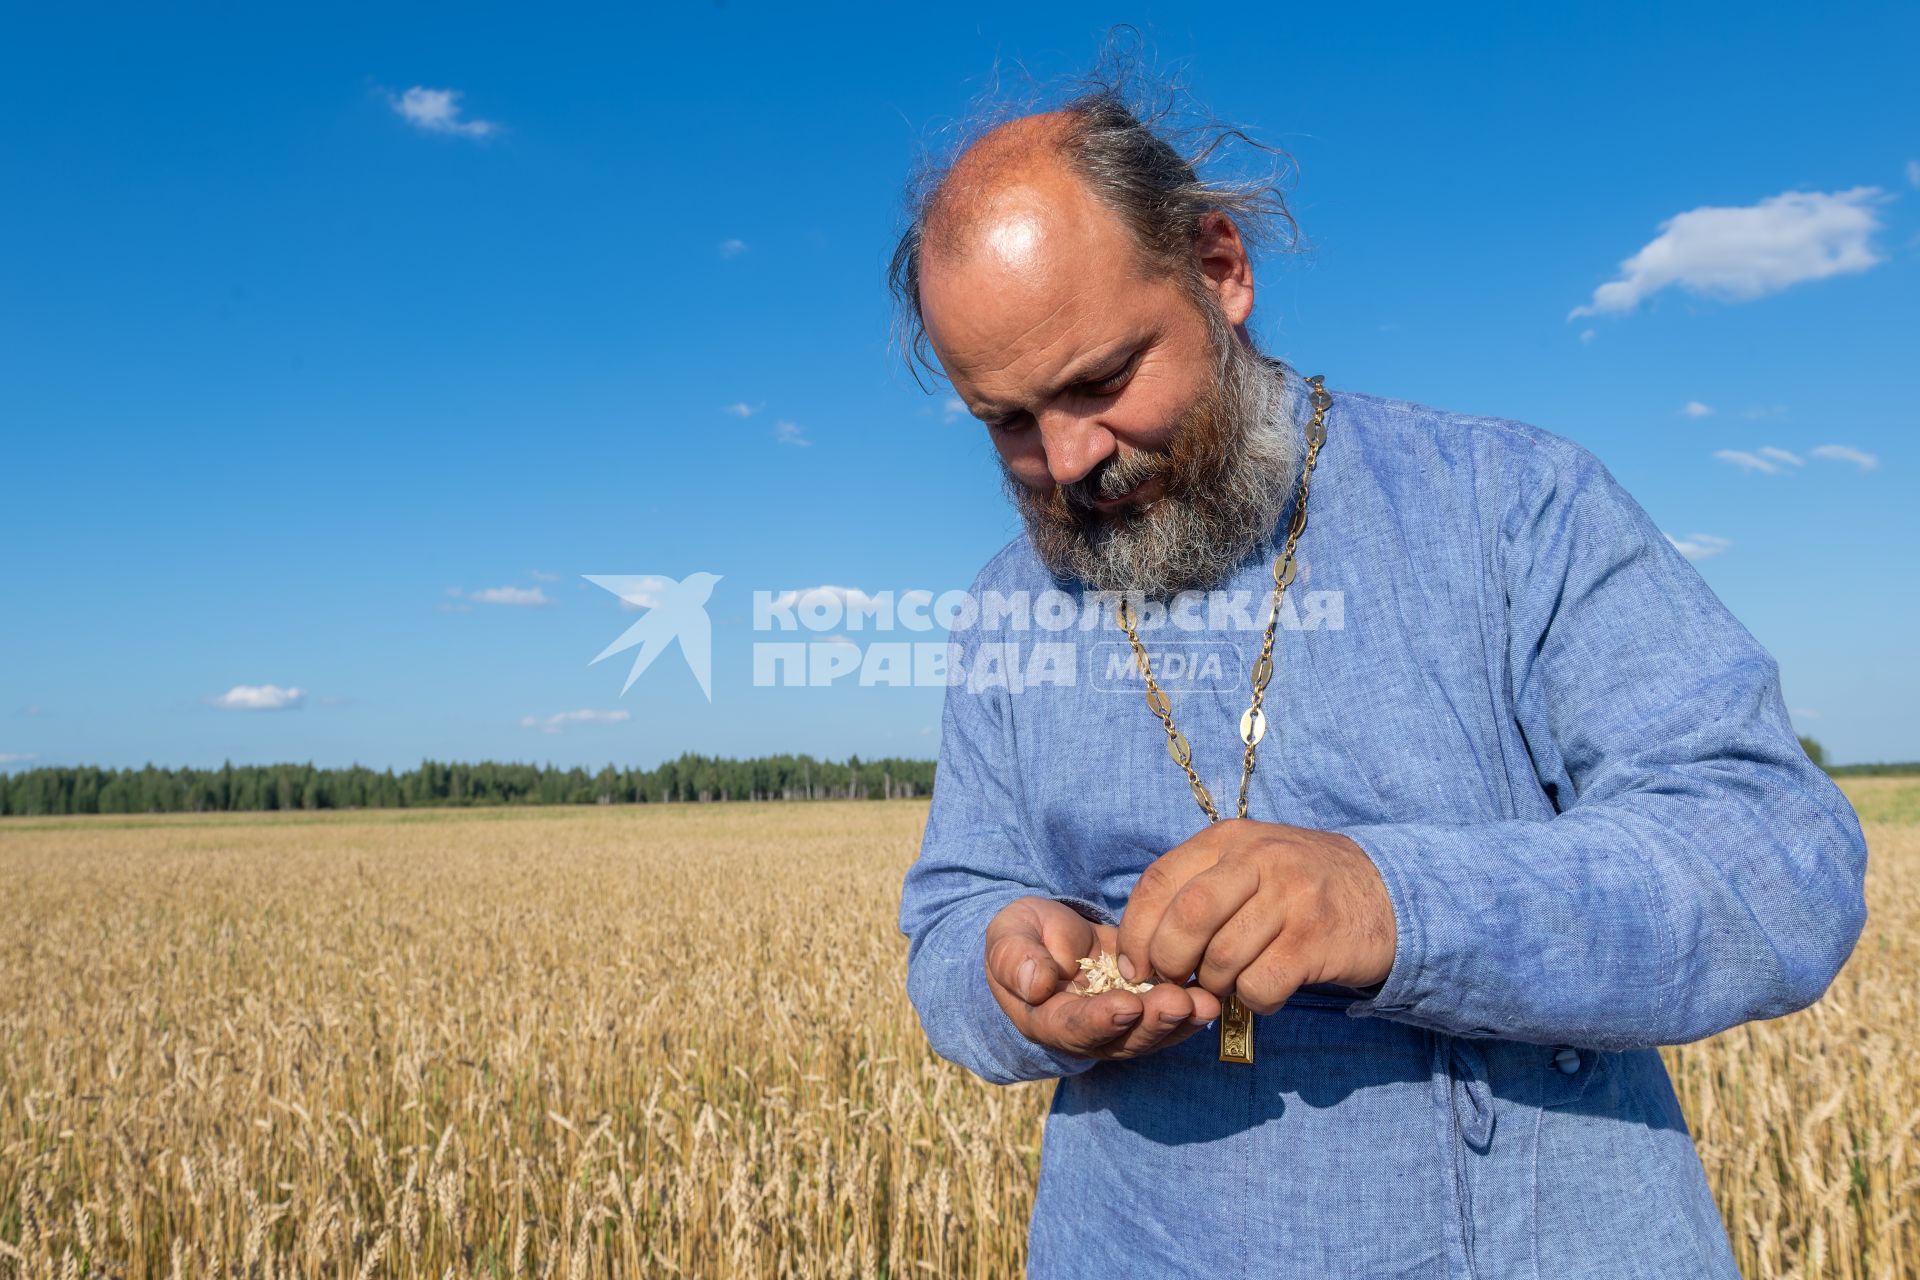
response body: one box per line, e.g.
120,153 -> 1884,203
1003,322 -> 1303,600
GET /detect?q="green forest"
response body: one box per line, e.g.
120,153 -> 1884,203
0,753 -> 938,816
1799,736 -> 1920,776
2,739 -> 1909,818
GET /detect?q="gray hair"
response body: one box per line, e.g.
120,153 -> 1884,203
885,25 -> 1306,392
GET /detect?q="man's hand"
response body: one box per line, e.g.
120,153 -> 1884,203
985,896 -> 1224,1060
1117,819 -> 1397,1015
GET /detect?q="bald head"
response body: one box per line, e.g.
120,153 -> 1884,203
887,78 -> 1301,396
918,112 -> 1115,272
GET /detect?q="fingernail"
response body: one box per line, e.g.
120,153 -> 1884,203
1016,958 -> 1036,1001
1189,1014 -> 1211,1027
1114,1010 -> 1141,1026
1118,954 -> 1136,981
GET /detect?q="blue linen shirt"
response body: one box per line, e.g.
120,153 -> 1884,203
896,361 -> 1869,1278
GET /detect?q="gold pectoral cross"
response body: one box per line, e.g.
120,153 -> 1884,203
1218,993 -> 1255,1063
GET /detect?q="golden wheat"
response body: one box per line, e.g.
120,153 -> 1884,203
0,781 -> 1913,1277
1071,953 -> 1154,996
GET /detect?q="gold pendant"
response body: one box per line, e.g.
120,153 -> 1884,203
1218,993 -> 1254,1063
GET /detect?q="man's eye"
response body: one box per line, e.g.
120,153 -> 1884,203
979,354 -> 1136,428
1082,356 -> 1138,396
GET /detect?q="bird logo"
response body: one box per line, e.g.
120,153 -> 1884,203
584,572 -> 723,701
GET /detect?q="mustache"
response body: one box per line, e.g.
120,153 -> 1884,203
1002,323 -> 1301,598
1051,371 -> 1234,519
1060,447 -> 1169,512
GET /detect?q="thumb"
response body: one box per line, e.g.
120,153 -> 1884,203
1035,903 -> 1102,986
986,899 -> 1072,1004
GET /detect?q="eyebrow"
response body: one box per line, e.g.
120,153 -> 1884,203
966,340 -> 1140,419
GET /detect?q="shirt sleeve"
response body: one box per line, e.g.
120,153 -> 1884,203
1332,438 -> 1869,1051
897,607 -> 1107,1086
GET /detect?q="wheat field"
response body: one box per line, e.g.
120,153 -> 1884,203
1,780 -> 1914,1278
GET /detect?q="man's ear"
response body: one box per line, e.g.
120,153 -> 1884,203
1194,212 -> 1255,328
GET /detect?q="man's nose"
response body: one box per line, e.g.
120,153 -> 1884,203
1037,410 -> 1117,488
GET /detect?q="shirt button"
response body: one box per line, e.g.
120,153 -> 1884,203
1552,1047 -> 1581,1075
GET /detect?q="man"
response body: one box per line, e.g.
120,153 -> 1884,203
889,78 -> 1870,1279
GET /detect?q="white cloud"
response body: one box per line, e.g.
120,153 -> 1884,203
1790,706 -> 1820,719
1665,532 -> 1732,561
1682,401 -> 1714,418
774,420 -> 811,447
1810,444 -> 1880,471
723,401 -> 765,418
1714,449 -> 1781,475
1713,444 -> 1878,476
600,574 -> 672,612
529,569 -> 559,582
211,684 -> 306,711
1578,328 -> 1596,344
519,709 -> 633,734
942,396 -> 968,423
461,585 -> 553,607
1742,404 -> 1789,420
1570,186 -> 1891,318
1907,160 -> 1920,189
719,239 -> 748,258
0,752 -> 38,765
389,86 -> 498,139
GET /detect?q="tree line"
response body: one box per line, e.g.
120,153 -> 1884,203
5,742 -> 1906,818
0,753 -> 939,817
1799,736 -> 1920,776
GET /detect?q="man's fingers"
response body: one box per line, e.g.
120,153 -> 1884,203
988,898 -> 1107,1004
1194,895 -> 1287,998
1108,982 -> 1202,1056
1090,982 -> 1232,1059
986,890 -> 1247,1061
1028,990 -> 1143,1054
1144,862 -> 1260,987
1117,839 -> 1220,980
1183,983 -> 1224,1024
1036,907 -> 1101,988
1110,1018 -> 1202,1059
986,936 -> 1048,1004
1235,947 -> 1307,1016
1019,979 -> 1222,1060
985,902 -> 1058,1004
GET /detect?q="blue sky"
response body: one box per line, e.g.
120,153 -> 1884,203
3,2 -> 1915,773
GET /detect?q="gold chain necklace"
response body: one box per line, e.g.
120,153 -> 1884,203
1114,373 -> 1332,1064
